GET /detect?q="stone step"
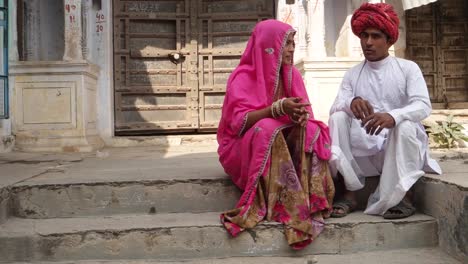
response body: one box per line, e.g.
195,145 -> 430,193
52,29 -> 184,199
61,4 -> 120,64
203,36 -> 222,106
9,149 -> 378,219
9,151 -> 240,218
0,212 -> 438,262
10,174 -> 239,218
7,248 -> 463,264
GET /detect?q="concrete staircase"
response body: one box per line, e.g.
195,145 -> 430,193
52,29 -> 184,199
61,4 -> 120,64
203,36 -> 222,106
0,146 -> 464,263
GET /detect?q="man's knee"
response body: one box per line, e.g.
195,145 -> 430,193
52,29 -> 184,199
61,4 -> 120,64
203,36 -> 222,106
329,111 -> 351,125
394,120 -> 417,139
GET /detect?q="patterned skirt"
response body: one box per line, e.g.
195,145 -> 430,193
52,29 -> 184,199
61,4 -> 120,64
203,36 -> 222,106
221,127 -> 335,249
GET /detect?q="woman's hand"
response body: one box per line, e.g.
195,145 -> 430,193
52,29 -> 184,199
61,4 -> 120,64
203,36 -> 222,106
282,97 -> 310,116
283,97 -> 310,126
294,111 -> 309,127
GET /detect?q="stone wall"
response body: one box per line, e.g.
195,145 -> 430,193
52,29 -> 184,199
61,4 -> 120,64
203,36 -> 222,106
0,187 -> 10,225
414,154 -> 468,263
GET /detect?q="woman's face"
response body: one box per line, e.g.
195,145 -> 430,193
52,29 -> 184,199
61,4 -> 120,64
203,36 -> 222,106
282,33 -> 295,65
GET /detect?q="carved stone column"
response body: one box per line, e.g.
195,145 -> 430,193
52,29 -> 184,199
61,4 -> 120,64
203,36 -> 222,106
81,0 -> 90,60
63,0 -> 83,61
9,0 -> 19,61
24,0 -> 40,61
306,0 -> 326,58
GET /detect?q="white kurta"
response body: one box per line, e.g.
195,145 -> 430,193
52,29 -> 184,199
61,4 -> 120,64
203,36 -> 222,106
329,56 -> 441,215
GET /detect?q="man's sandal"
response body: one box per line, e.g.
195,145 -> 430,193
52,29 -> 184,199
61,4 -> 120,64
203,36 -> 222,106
383,200 -> 416,219
330,199 -> 357,218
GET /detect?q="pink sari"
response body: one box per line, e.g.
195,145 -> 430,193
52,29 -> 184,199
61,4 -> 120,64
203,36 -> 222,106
217,19 -> 333,249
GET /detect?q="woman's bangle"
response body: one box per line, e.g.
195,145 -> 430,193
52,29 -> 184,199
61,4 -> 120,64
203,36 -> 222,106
279,98 -> 286,116
271,103 -> 277,118
271,99 -> 286,119
275,100 -> 282,117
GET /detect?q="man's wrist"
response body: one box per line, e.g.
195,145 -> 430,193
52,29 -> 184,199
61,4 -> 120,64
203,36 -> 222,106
385,113 -> 396,127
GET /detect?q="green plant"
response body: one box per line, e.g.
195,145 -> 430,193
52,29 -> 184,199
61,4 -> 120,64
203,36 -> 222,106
425,115 -> 468,148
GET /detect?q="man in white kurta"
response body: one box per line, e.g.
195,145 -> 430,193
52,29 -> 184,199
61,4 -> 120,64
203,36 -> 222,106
329,3 -> 441,218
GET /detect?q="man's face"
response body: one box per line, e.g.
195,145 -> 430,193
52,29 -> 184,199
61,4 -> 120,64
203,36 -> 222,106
359,28 -> 392,61
282,33 -> 295,65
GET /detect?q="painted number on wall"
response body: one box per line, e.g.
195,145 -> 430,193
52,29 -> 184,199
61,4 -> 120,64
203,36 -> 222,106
96,24 -> 104,33
65,4 -> 77,13
96,13 -> 105,33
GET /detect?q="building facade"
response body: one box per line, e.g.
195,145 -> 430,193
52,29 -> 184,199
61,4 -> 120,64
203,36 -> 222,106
0,0 -> 466,152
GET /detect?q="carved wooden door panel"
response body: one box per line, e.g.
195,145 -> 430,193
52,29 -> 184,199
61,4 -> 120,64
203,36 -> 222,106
406,0 -> 468,109
113,0 -> 274,134
113,0 -> 197,134
196,0 -> 274,131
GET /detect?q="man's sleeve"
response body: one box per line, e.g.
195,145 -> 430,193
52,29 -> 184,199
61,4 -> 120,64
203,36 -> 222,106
330,70 -> 355,117
388,61 -> 432,125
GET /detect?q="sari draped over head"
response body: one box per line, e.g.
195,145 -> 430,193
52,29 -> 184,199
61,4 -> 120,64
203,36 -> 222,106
217,19 -> 333,249
217,19 -> 331,192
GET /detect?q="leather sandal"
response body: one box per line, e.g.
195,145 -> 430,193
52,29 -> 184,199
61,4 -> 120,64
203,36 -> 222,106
330,199 -> 357,218
383,200 -> 416,219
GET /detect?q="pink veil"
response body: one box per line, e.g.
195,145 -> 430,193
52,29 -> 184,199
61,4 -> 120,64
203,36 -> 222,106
217,19 -> 331,191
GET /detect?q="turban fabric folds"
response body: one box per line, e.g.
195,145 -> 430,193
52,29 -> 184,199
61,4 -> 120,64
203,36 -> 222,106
351,3 -> 400,44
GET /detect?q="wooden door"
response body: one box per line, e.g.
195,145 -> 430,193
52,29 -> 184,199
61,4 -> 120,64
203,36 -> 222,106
113,0 -> 274,134
406,0 -> 468,109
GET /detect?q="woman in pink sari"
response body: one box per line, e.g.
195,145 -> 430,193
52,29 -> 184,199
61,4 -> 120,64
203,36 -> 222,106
217,19 -> 335,249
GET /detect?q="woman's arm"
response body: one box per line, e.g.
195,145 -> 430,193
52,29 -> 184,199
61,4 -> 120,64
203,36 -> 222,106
242,97 -> 310,133
243,106 -> 274,132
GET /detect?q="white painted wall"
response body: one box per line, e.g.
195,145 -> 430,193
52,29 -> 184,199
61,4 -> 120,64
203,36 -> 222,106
87,0 -> 113,144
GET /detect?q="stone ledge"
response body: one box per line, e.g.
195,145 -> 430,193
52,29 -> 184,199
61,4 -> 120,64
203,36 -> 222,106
5,248 -> 462,264
0,212 -> 437,262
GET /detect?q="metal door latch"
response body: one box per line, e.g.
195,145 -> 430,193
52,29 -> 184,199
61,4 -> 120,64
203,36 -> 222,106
169,52 -> 183,63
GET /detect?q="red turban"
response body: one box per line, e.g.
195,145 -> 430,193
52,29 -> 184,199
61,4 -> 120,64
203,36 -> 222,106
351,3 -> 400,44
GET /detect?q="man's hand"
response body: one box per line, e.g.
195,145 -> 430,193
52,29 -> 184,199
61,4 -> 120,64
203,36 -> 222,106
351,97 -> 374,120
361,113 -> 396,135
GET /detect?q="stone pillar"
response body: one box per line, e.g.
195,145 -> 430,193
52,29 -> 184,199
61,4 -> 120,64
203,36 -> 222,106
386,0 -> 406,57
9,0 -> 19,61
81,0 -> 90,60
306,0 -> 326,58
24,0 -> 40,61
335,0 -> 368,58
63,0 -> 83,61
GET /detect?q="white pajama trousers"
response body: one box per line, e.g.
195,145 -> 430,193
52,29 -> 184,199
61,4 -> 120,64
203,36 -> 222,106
328,111 -> 427,215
